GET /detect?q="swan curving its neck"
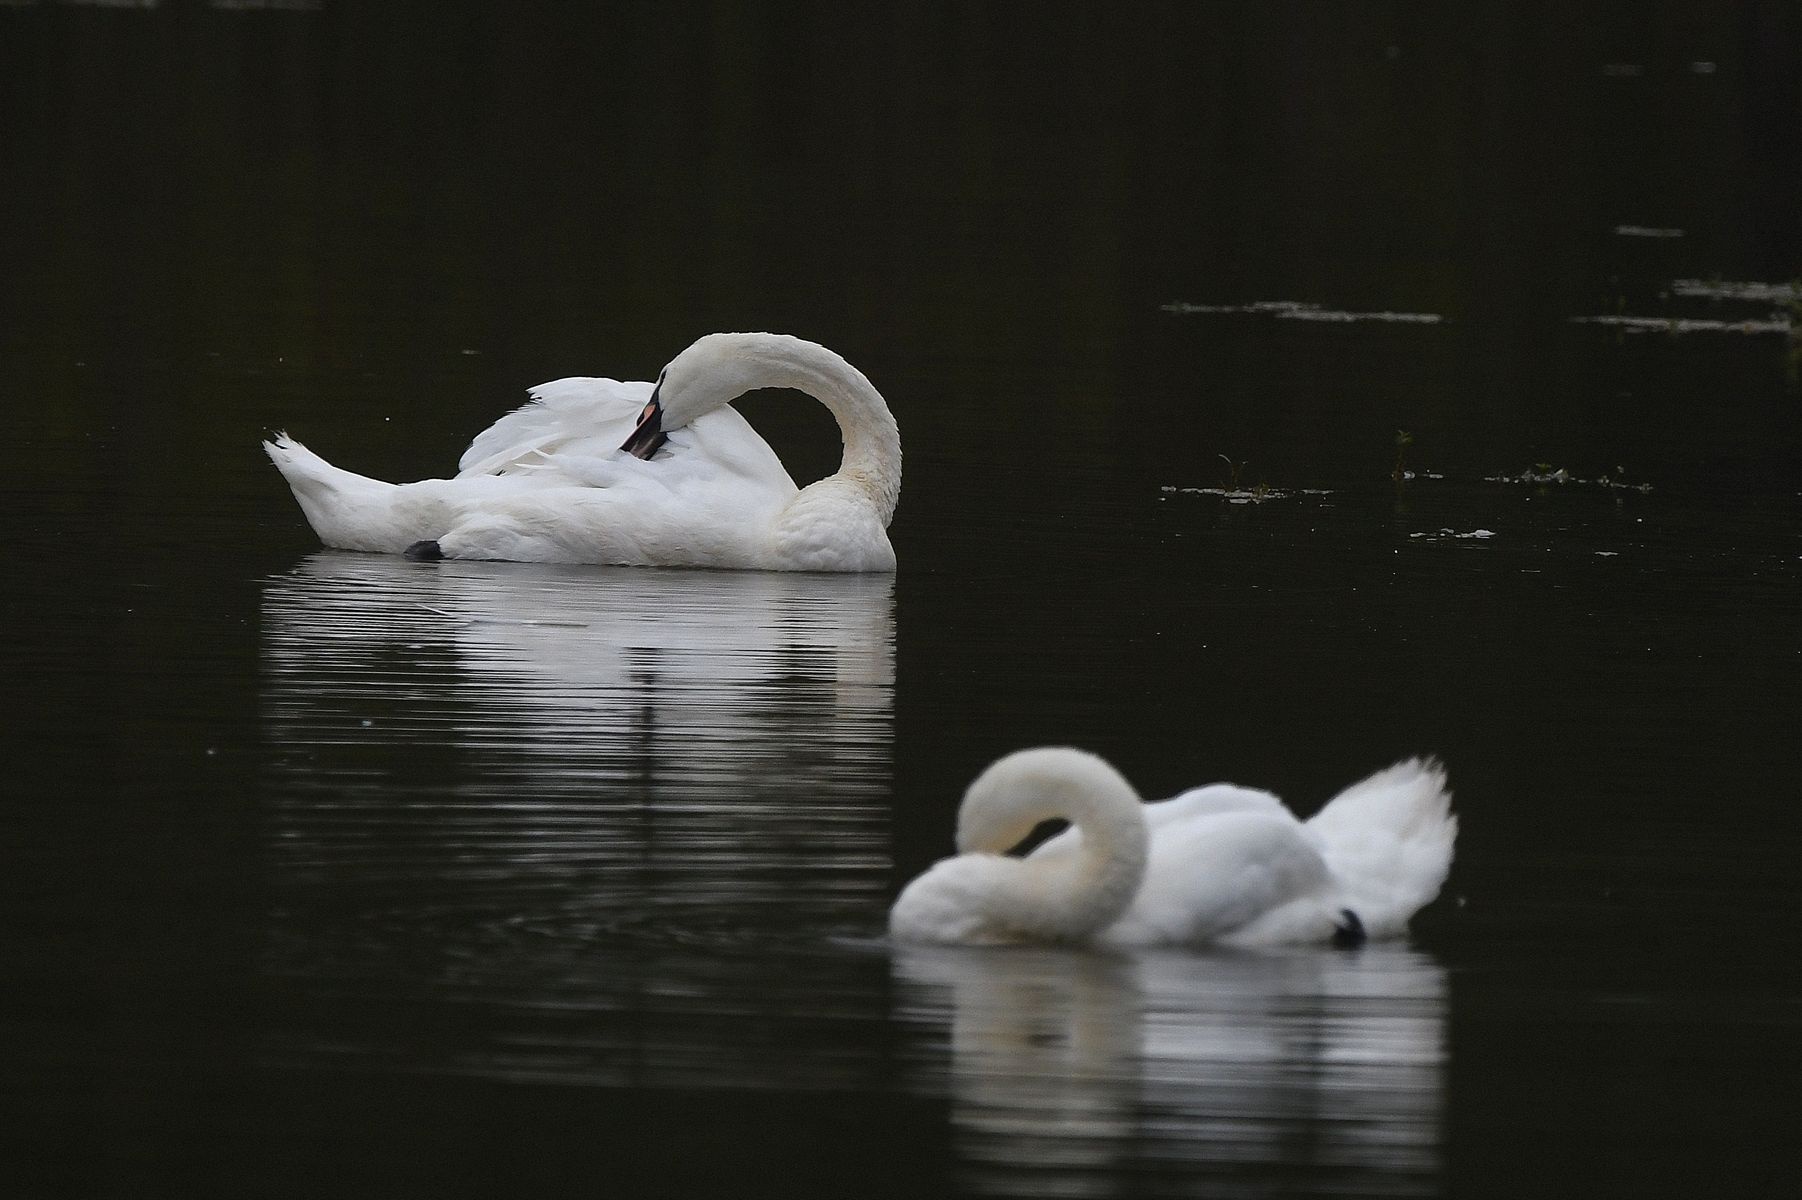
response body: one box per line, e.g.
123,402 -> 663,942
944,747 -> 1151,943
734,335 -> 901,527
653,333 -> 901,528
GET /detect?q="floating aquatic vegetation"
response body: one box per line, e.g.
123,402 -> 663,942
1498,466 -> 1572,484
1575,275 -> 1797,337
1392,430 -> 1414,482
1569,314 -> 1790,336
1161,300 -> 1443,324
1668,279 -> 1802,304
1280,307 -> 1442,324
1159,485 -> 1333,506
1612,225 -> 1683,238
1408,528 -> 1496,541
1158,453 -> 1336,504
212,1 -> 325,10
1484,466 -> 1653,492
1216,453 -> 1250,491
1598,61 -> 1715,77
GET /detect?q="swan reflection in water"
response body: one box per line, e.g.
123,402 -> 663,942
893,943 -> 1447,1197
259,552 -> 897,1083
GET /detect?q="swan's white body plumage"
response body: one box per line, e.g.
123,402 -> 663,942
890,749 -> 1456,948
264,333 -> 900,571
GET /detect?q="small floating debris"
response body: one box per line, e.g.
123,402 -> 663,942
1612,224 -> 1683,238
1160,485 -> 1333,506
1161,299 -> 1443,324
1689,61 -> 1717,75
1409,528 -> 1496,541
1669,279 -> 1801,304
1569,314 -> 1790,336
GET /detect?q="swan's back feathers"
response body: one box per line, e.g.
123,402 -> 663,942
1150,783 -> 1287,825
1304,757 -> 1456,938
1109,810 -> 1335,946
1025,783 -> 1285,865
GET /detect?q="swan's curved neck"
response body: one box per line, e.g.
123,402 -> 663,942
968,755 -> 1150,941
744,338 -> 901,525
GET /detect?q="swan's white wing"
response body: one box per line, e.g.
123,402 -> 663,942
1106,810 -> 1335,946
457,376 -> 651,477
458,376 -> 800,498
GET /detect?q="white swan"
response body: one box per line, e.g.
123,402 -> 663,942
264,333 -> 901,571
889,748 -> 1456,948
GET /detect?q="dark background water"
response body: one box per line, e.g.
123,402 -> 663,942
3,3 -> 1799,1198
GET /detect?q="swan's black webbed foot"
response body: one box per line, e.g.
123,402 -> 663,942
404,539 -> 444,561
1331,908 -> 1367,948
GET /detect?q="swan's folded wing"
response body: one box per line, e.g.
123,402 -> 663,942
458,376 -> 651,477
1119,811 -> 1333,945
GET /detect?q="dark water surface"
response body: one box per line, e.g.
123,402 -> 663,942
3,5 -> 1799,1198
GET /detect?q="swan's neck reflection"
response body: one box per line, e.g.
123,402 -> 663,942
894,945 -> 1447,1196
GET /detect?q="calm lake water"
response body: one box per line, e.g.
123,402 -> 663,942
3,5 -> 1799,1198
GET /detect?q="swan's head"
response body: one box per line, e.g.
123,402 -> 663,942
621,333 -> 773,459
955,747 -> 1136,855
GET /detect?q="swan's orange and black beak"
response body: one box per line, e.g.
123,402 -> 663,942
620,392 -> 667,460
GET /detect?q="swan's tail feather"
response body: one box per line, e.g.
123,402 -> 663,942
263,433 -> 411,551
263,432 -> 381,495
265,433 -> 392,504
1306,757 -> 1456,939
